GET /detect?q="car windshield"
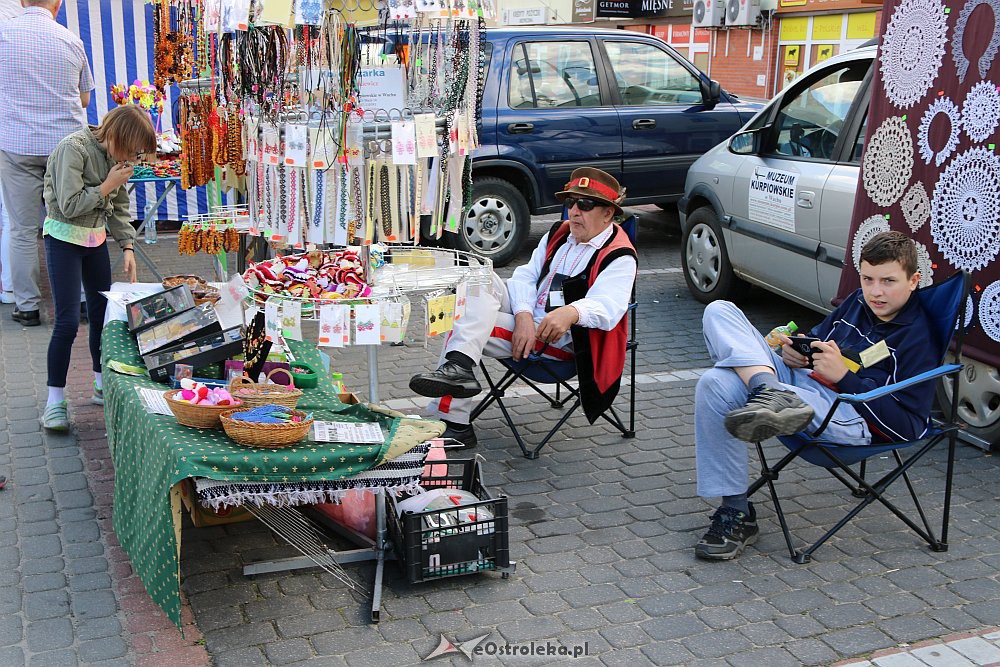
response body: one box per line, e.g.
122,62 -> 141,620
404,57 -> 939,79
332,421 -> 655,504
784,80 -> 862,133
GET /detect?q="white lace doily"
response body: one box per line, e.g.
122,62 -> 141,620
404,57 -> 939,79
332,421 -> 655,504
958,294 -> 975,331
978,280 -> 1000,342
915,242 -> 934,288
880,0 -> 948,108
930,147 -> 1000,272
852,215 -> 891,272
863,116 -> 914,206
952,0 -> 1000,83
901,182 -> 931,232
961,81 -> 1000,142
918,97 -> 961,166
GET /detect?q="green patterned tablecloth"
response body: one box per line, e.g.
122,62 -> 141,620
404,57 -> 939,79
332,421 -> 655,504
100,320 -> 424,628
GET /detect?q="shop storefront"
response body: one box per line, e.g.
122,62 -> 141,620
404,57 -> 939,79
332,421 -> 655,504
776,3 -> 880,88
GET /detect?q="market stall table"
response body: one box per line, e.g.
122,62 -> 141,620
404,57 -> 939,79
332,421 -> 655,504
100,320 -> 443,628
111,175 -> 180,281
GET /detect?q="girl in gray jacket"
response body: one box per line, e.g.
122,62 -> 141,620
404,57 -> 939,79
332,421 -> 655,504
41,104 -> 155,431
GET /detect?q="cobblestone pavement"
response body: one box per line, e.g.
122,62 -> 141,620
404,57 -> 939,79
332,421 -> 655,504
1,206 -> 998,666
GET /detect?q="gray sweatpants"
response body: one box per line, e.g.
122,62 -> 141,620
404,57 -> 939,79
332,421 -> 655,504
695,301 -> 871,499
0,151 -> 48,312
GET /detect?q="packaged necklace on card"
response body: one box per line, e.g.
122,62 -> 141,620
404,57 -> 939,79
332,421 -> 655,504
414,114 -> 437,159
318,304 -> 350,348
280,300 -> 303,341
381,299 -> 411,344
425,293 -> 456,337
354,304 -> 381,345
345,122 -> 364,167
391,121 -> 417,165
284,124 -> 308,167
287,167 -> 304,249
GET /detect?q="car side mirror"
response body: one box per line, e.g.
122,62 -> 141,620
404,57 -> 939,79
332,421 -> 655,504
700,79 -> 722,109
728,127 -> 765,155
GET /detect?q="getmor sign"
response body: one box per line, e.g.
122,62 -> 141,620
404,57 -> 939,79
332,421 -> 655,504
595,0 -> 692,18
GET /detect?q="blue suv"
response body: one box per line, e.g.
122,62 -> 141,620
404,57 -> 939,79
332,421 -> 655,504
463,26 -> 762,265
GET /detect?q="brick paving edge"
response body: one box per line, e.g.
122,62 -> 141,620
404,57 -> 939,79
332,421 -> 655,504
69,318 -> 210,666
830,625 -> 1000,666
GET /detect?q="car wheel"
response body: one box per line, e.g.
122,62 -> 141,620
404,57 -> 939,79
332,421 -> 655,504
681,207 -> 746,303
936,357 -> 1000,450
453,177 -> 530,268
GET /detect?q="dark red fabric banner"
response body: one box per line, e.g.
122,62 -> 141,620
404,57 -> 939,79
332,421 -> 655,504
836,0 -> 1000,370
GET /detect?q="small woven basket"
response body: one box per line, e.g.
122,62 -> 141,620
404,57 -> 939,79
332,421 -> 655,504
228,368 -> 303,409
164,390 -> 243,429
220,407 -> 314,448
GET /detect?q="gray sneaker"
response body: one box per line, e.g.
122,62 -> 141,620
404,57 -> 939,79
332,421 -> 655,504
695,504 -> 759,560
42,401 -> 70,431
724,387 -> 814,442
91,382 -> 104,406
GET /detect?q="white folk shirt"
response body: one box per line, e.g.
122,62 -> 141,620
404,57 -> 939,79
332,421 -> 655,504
506,224 -> 637,348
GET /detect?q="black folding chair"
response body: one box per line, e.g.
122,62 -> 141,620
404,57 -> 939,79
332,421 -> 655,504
469,215 -> 638,459
748,271 -> 970,562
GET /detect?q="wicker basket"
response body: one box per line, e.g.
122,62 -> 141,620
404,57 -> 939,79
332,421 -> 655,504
220,407 -> 314,448
164,390 -> 243,429
228,369 -> 303,409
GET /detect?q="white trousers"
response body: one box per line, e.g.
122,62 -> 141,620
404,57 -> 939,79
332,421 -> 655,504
425,272 -> 574,424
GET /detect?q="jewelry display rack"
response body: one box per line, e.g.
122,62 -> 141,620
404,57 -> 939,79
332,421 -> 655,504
243,246 -> 492,401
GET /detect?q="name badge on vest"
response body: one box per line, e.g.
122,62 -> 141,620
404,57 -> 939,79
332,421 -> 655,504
546,273 -> 570,312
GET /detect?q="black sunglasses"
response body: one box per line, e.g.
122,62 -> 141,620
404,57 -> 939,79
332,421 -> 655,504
564,197 -> 606,212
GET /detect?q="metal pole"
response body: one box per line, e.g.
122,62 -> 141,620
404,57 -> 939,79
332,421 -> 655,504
367,344 -> 379,403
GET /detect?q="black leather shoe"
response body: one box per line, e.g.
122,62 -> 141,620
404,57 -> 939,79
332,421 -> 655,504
442,421 -> 478,449
409,360 -> 482,399
12,309 -> 40,326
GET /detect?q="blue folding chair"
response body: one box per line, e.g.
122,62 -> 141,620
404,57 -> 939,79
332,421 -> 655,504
469,215 -> 639,459
747,271 -> 970,562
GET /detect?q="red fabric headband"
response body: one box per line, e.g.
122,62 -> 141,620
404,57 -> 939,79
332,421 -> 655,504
566,177 -> 619,202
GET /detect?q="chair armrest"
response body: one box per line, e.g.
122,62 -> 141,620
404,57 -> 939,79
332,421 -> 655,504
836,364 -> 962,404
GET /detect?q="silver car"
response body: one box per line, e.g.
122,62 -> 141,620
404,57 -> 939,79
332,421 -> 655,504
678,43 -> 1000,448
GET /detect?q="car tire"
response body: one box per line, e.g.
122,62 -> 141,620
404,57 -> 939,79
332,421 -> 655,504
681,206 -> 746,304
935,357 -> 1000,450
453,177 -> 530,268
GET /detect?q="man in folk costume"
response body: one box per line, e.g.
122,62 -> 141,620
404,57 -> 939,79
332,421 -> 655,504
409,168 -> 638,449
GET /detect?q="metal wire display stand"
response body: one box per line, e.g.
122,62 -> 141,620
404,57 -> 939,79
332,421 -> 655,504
241,495 -> 390,621
243,245 -> 494,402
238,246 -> 492,622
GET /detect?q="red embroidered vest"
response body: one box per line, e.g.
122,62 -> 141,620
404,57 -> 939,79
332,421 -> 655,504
539,221 -> 637,423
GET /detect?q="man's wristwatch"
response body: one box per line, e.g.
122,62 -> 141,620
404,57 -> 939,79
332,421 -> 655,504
123,247 -> 134,253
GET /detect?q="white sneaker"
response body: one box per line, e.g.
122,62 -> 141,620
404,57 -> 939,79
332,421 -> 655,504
42,401 -> 70,431
0,291 -> 13,304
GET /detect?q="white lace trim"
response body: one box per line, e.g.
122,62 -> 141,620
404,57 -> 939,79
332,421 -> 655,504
961,81 -> 1000,143
880,0 -> 948,108
901,182 -> 931,232
952,0 -> 1000,83
852,215 -> 891,272
959,294 -> 975,331
915,242 -> 934,288
918,97 -> 961,166
978,280 -> 1000,342
930,147 -> 1000,272
863,116 -> 914,207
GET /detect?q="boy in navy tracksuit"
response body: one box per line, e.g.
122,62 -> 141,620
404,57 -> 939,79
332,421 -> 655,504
693,232 -> 939,560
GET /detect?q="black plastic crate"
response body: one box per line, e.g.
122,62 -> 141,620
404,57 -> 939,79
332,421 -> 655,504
387,457 -> 514,584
